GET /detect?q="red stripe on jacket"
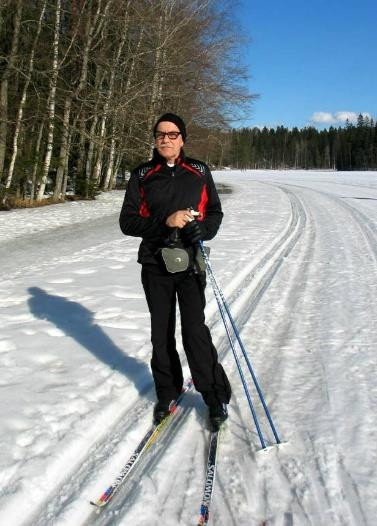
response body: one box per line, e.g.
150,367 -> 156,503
180,161 -> 202,177
144,163 -> 161,179
139,187 -> 150,217
197,184 -> 208,220
138,164 -> 161,217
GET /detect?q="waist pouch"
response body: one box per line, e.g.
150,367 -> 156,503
158,246 -> 210,274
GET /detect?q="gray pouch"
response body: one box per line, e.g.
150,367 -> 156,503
160,247 -> 190,273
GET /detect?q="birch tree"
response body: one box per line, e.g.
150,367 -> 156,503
0,0 -> 22,186
93,1 -> 131,186
54,0 -> 115,199
4,0 -> 47,194
0,0 -> 253,206
37,0 -> 62,200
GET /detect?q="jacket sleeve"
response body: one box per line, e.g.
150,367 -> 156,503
200,167 -> 223,241
119,170 -> 168,240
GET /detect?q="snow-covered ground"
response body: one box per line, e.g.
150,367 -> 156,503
0,170 -> 376,526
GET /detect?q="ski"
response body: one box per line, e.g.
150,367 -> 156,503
197,428 -> 222,525
90,378 -> 194,509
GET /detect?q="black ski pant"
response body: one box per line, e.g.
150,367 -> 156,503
141,266 -> 231,406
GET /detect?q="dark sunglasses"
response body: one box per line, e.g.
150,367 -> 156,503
155,131 -> 181,140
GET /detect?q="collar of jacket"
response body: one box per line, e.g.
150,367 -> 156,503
151,148 -> 186,166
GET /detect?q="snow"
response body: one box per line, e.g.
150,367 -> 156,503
0,170 -> 376,525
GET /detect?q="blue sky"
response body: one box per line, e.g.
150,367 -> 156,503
235,0 -> 377,129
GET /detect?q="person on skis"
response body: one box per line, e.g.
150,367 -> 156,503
119,113 -> 231,429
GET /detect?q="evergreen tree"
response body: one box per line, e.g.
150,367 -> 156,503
222,120 -> 377,171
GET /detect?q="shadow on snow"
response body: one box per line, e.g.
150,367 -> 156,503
27,286 -> 151,398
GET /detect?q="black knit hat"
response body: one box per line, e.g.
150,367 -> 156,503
153,113 -> 187,142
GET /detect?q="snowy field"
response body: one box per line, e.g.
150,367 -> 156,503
0,170 -> 376,526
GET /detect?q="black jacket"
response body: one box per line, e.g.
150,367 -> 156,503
119,153 -> 223,265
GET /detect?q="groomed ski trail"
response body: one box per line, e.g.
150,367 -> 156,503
26,183 -> 306,526
221,182 -> 376,526
11,175 -> 376,526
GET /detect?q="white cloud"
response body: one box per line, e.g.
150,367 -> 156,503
310,111 -> 372,125
335,111 -> 358,123
311,112 -> 335,124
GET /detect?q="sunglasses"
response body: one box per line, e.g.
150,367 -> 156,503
155,131 -> 181,140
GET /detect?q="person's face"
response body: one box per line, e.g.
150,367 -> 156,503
155,121 -> 184,162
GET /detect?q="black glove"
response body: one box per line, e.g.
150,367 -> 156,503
182,220 -> 203,245
164,227 -> 180,247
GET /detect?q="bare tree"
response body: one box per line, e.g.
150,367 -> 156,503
37,0 -> 62,200
0,0 -> 253,206
54,0 -> 115,199
93,1 -> 131,186
4,0 -> 47,195
0,0 -> 23,185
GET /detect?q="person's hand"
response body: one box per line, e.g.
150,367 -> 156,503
166,209 -> 194,228
181,220 -> 203,244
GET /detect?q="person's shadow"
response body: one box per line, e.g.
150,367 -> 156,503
28,287 -> 151,397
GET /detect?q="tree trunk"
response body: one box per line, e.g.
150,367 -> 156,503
62,129 -> 72,197
0,0 -> 22,184
109,149 -> 121,190
146,14 -> 164,136
85,114 -> 98,197
92,2 -> 130,185
0,80 -> 8,184
53,97 -> 71,198
146,3 -> 173,156
102,131 -> 115,190
92,112 -> 106,185
37,0 -> 61,201
5,0 -> 47,192
30,116 -> 45,201
50,0 -> 111,199
76,112 -> 86,181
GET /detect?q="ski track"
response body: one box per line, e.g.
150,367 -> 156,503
73,182 -> 308,526
21,181 -> 303,526
2,173 -> 376,525
231,181 -> 377,526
